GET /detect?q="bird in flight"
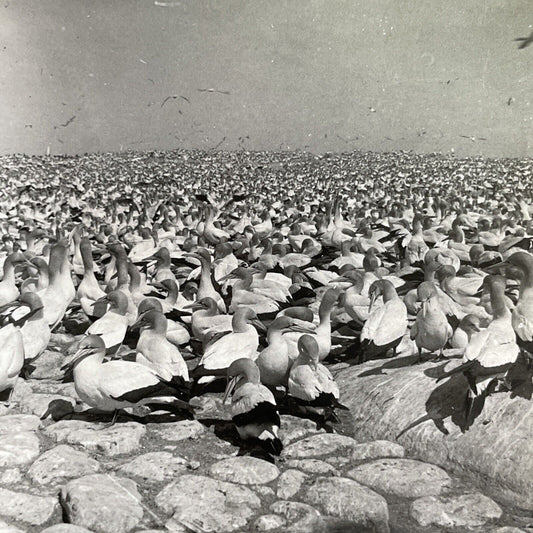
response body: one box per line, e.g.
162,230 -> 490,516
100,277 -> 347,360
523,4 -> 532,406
161,95 -> 189,108
198,88 -> 231,95
515,29 -> 533,49
460,135 -> 487,142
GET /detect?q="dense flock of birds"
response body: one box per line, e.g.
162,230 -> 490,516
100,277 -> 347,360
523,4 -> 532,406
0,149 -> 532,457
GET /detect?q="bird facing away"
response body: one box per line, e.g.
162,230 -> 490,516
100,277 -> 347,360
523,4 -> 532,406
224,358 -> 283,455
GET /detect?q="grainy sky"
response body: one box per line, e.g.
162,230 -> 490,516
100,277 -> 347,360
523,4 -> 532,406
1,0 -> 532,157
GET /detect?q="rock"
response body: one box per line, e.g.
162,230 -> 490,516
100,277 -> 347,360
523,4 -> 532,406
347,458 -> 451,498
254,486 -> 275,497
276,470 -> 307,499
0,405 -> 9,416
351,440 -> 405,461
41,525 -> 95,533
148,420 -> 205,441
60,474 -> 143,533
17,393 -> 75,418
45,420 -> 145,456
410,492 -> 503,528
188,395 -> 218,414
30,382 -> 78,398
285,459 -> 338,475
303,476 -> 390,533
0,519 -> 26,533
26,350 -> 64,379
491,528 -> 527,533
282,433 -> 356,458
10,380 -> 32,404
0,414 -> 41,433
210,456 -> 280,485
336,359 -> 533,509
28,445 -> 100,485
117,452 -> 188,483
279,415 -> 323,445
269,501 -> 321,533
0,469 -> 21,484
0,487 -> 58,525
156,475 -> 261,532
253,514 -> 286,531
0,432 -> 40,467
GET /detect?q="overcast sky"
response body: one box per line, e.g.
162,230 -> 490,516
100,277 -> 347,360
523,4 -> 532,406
1,0 -> 532,157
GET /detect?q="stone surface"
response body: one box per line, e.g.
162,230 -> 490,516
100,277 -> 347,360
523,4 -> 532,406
148,420 -> 205,441
285,458 -> 338,475
347,458 -> 451,498
0,469 -> 22,485
156,475 -> 261,532
46,420 -> 146,456
0,432 -> 40,467
117,452 -> 188,483
491,528 -> 527,533
253,514 -> 286,531
282,433 -> 357,458
337,358 -> 533,509
0,487 -> 59,525
41,525 -> 95,533
17,393 -> 75,418
276,469 -> 307,499
269,501 -> 322,533
0,519 -> 26,533
303,476 -> 390,533
61,474 -> 143,533
210,456 -> 280,485
26,350 -> 65,380
410,492 -> 503,528
279,415 -> 323,445
0,414 -> 41,433
351,440 -> 405,461
28,445 -> 100,485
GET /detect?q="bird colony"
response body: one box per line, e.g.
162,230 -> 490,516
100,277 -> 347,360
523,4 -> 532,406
0,149 -> 531,533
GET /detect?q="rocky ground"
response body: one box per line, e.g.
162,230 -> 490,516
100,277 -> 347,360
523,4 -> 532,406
0,340 -> 532,533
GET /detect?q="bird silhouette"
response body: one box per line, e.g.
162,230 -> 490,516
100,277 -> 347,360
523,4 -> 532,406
459,135 -> 487,143
515,29 -> 533,49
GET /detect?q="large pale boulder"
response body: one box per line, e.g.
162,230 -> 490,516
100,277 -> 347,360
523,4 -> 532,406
336,356 -> 533,510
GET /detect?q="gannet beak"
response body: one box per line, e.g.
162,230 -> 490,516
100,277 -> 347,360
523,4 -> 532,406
472,324 -> 481,332
183,301 -> 204,311
223,376 -> 239,404
287,323 -> 315,333
484,260 -> 508,272
368,292 -> 378,312
60,347 -> 94,372
250,318 -> 267,332
91,296 -> 108,307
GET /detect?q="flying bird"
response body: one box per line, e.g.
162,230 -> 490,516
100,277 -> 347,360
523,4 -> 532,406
459,135 -> 487,142
515,30 -> 533,49
197,88 -> 231,95
54,116 -> 76,129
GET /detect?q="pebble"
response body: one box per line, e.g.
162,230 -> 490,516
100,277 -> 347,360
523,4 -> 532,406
347,458 -> 451,498
286,459 -> 338,475
45,420 -> 146,456
117,452 -> 188,483
25,351 -> 64,380
279,415 -> 323,445
253,514 -> 287,531
61,474 -> 143,533
0,519 -> 26,533
210,456 -> 280,485
0,414 -> 41,433
303,476 -> 390,533
491,528 -> 528,533
254,486 -> 276,497
0,432 -> 41,467
282,433 -> 357,458
269,501 -> 321,533
148,420 -> 205,441
0,469 -> 21,485
41,525 -> 95,533
0,487 -> 59,525
156,475 -> 261,532
276,470 -> 307,499
28,445 -> 100,485
351,440 -> 405,461
410,492 -> 503,528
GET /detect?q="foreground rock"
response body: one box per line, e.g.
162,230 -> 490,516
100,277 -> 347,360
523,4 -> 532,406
60,474 -> 143,533
302,476 -> 390,533
210,456 -> 279,485
0,432 -> 40,467
0,487 -> 58,525
336,357 -> 533,509
28,445 -> 100,485
410,492 -> 503,528
0,519 -> 26,533
156,475 -> 261,532
45,420 -> 146,456
117,452 -> 188,483
347,458 -> 451,498
282,433 -> 357,458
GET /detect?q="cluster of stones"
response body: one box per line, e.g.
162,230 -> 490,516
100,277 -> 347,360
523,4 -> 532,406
0,373 -> 529,533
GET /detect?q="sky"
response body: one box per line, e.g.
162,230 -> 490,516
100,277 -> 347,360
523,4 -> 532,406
1,0 -> 532,158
